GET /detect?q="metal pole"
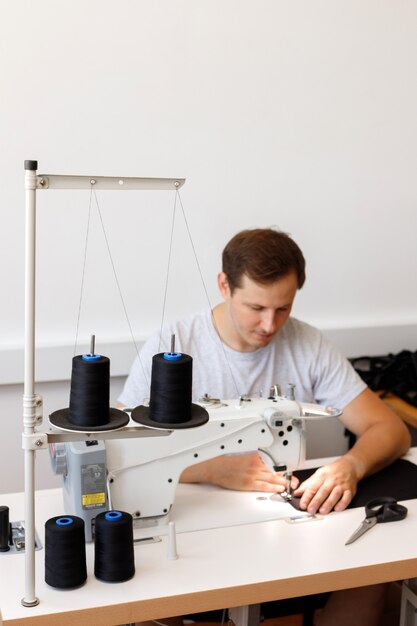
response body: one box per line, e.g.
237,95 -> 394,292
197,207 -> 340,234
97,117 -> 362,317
22,160 -> 39,607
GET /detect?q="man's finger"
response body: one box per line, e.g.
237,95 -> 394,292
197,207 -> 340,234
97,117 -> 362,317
333,489 -> 353,512
317,485 -> 344,514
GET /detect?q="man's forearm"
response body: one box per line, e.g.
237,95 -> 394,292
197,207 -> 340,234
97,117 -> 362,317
344,415 -> 411,482
180,459 -> 213,484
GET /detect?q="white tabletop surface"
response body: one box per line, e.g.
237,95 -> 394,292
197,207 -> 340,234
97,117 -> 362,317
1,450 -> 417,626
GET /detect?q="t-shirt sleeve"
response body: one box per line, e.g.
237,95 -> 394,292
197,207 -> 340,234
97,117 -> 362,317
117,334 -> 159,408
311,332 -> 367,410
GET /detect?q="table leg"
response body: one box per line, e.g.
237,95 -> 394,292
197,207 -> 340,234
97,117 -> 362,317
400,579 -> 417,625
228,604 -> 261,626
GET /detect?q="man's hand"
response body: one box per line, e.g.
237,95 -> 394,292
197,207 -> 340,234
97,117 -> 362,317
293,456 -> 359,514
293,388 -> 411,516
180,452 -> 299,493
181,452 -> 357,513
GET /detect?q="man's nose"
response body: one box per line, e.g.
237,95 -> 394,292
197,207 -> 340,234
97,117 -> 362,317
260,311 -> 276,334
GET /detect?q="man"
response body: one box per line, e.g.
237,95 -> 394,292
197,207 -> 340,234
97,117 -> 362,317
119,228 -> 410,516
119,228 -> 410,626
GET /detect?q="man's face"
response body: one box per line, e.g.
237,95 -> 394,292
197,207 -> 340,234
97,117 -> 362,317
218,271 -> 298,352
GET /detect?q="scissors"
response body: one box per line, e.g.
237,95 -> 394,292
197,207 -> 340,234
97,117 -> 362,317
345,496 -> 408,545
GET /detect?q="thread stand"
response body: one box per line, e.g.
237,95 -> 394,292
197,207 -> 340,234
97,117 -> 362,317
22,160 -> 185,606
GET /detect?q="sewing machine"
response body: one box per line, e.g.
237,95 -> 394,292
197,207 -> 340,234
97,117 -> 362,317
50,391 -> 341,541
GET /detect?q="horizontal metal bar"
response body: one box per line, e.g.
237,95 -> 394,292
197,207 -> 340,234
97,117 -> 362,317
36,174 -> 185,191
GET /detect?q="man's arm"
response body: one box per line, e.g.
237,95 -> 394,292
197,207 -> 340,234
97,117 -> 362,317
117,401 -> 293,492
293,388 -> 411,514
181,452 -> 296,492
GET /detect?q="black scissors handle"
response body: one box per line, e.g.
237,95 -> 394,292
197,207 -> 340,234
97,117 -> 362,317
365,496 -> 408,523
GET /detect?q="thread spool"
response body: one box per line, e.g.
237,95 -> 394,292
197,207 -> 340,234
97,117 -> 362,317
0,506 -> 10,552
131,351 -> 209,429
94,510 -> 135,583
69,354 -> 110,427
149,352 -> 193,424
45,516 -> 87,589
49,343 -> 129,431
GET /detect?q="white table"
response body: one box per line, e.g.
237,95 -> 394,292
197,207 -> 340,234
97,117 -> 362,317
1,451 -> 417,626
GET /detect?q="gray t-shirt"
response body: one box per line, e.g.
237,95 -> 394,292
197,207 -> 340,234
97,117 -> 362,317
118,309 -> 366,410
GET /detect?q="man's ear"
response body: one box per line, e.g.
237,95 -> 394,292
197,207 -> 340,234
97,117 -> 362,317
217,272 -> 231,298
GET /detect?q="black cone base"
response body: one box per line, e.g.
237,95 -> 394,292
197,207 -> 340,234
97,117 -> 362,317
49,407 -> 129,432
131,403 -> 209,429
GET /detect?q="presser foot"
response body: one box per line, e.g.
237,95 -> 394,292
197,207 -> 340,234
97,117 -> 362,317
280,490 -> 293,502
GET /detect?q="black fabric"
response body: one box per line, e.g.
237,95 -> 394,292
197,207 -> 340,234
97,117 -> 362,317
350,351 -> 417,408
293,458 -> 417,508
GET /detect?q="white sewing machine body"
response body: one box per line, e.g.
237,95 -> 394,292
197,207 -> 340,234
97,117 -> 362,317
106,396 -> 305,521
53,395 -> 340,540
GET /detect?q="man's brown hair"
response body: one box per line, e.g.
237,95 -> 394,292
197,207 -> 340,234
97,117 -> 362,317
222,228 -> 306,293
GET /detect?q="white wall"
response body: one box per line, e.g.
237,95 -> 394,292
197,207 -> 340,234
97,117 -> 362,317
1,1 -> 417,492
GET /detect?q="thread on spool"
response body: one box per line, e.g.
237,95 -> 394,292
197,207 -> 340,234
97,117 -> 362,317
131,349 -> 209,429
149,352 -> 193,424
0,506 -> 10,552
94,510 -> 135,583
45,516 -> 87,589
69,354 -> 110,427
50,347 -> 129,432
